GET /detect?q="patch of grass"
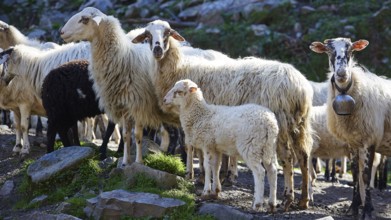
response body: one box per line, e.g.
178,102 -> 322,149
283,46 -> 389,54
144,153 -> 186,177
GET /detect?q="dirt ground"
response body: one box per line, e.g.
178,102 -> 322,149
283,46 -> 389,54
0,125 -> 391,220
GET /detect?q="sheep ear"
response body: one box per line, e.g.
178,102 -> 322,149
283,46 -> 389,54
189,87 -> 197,93
170,29 -> 185,42
352,39 -> 369,51
132,33 -> 147,44
309,42 -> 327,53
0,48 -> 13,65
92,16 -> 102,26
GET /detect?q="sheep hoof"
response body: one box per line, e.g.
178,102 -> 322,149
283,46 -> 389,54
252,202 -> 262,212
298,198 -> 309,210
268,204 -> 276,213
283,197 -> 293,212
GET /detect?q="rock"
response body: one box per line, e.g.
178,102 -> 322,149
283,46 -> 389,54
316,216 -> 334,220
27,146 -> 94,183
124,162 -> 183,190
300,6 -> 316,14
29,195 -> 48,205
251,24 -> 271,36
198,203 -> 253,220
20,211 -> 81,220
79,0 -> 113,13
0,180 -> 14,196
84,189 -> 186,219
56,202 -> 72,213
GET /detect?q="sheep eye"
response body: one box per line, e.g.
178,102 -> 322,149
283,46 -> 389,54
79,16 -> 89,24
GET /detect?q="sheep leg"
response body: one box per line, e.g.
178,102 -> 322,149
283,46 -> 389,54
12,110 -> 22,155
358,145 -> 375,219
185,144 -> 194,180
378,156 -> 388,190
99,120 -> 116,160
347,150 -> 361,216
201,148 -> 213,199
19,105 -> 31,156
46,121 -> 57,153
265,160 -> 278,213
211,151 -> 222,197
71,123 -> 80,146
35,116 -> 43,137
134,122 -> 144,164
121,118 -> 133,166
224,156 -> 238,186
324,159 -> 330,181
339,156 -> 347,178
58,127 -> 72,147
331,159 -> 337,182
196,149 -> 205,184
296,148 -> 310,209
278,145 -> 294,212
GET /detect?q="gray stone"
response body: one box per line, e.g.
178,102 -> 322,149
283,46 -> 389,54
79,0 -> 113,13
0,180 -> 14,196
124,162 -> 183,190
29,195 -> 48,205
84,189 -> 186,219
251,24 -> 271,37
198,203 -> 253,220
316,216 -> 334,220
27,29 -> 46,39
56,202 -> 72,213
300,5 -> 316,14
27,146 -> 94,183
116,138 -> 162,166
20,211 -> 81,220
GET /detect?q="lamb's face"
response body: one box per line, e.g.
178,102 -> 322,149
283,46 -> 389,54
164,79 -> 198,107
132,20 -> 185,60
61,7 -> 105,43
310,38 -> 368,88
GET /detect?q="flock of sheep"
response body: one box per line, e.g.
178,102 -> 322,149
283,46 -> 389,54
0,6 -> 390,219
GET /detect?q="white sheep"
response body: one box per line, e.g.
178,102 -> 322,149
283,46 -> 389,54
310,37 -> 391,219
164,79 -> 278,212
60,7 -> 180,165
0,41 -> 90,155
132,19 -> 314,210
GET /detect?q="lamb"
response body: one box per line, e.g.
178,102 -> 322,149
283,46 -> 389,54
60,7 -> 179,165
164,79 -> 278,211
310,37 -> 391,219
132,19 -> 314,210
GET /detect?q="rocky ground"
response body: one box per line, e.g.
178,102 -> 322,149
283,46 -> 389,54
0,125 -> 391,220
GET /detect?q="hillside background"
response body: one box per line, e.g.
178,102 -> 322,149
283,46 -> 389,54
1,0 -> 390,81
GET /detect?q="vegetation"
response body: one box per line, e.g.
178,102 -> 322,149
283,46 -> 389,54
144,152 -> 186,177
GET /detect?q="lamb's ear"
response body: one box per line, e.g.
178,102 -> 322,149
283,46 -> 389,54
132,33 -> 148,44
352,39 -> 369,51
170,29 -> 185,42
309,41 -> 327,53
0,48 -> 13,65
92,15 -> 103,26
189,87 -> 197,93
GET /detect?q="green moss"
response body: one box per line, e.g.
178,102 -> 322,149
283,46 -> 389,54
144,153 -> 186,177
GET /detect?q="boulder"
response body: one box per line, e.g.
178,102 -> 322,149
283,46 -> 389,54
27,146 -> 94,183
0,180 -> 14,196
84,189 -> 186,219
20,211 -> 81,220
124,162 -> 183,190
198,203 -> 253,220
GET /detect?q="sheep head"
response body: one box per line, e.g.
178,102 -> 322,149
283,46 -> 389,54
132,20 -> 185,60
310,38 -> 368,87
61,7 -> 106,43
164,79 -> 199,108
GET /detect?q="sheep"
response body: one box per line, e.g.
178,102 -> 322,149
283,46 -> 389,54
0,20 -> 59,50
164,79 -> 278,211
132,19 -> 314,210
0,40 -> 91,155
310,37 -> 391,219
60,7 -> 179,165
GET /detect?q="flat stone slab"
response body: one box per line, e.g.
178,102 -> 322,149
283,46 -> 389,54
124,162 -> 183,190
85,189 -> 186,219
198,203 -> 253,220
27,146 -> 94,183
19,211 -> 81,220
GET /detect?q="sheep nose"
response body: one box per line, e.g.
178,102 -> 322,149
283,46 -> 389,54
336,68 -> 346,77
153,46 -> 163,58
